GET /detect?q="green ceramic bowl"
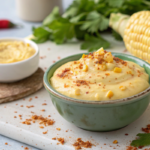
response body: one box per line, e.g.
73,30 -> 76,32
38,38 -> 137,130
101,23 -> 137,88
44,53 -> 150,131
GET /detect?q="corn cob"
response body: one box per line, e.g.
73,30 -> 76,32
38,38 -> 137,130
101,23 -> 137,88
109,11 -> 150,63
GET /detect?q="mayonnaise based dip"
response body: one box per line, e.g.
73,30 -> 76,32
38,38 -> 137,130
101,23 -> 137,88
0,41 -> 36,64
50,48 -> 149,101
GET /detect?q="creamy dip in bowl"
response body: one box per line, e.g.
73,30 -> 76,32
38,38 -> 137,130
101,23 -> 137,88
44,48 -> 150,131
0,37 -> 39,82
50,48 -> 149,101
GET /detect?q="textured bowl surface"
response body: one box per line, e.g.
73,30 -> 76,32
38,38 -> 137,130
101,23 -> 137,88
44,53 -> 150,131
0,37 -> 39,82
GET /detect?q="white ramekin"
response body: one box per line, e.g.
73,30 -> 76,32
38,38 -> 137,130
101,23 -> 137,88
0,37 -> 39,82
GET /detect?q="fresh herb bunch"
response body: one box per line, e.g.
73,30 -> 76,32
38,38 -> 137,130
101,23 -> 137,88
32,0 -> 150,52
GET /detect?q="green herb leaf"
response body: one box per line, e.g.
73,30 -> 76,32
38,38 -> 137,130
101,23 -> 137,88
80,11 -> 109,33
48,18 -> 75,44
43,7 -> 60,26
131,133 -> 150,147
74,25 -> 86,40
106,0 -> 125,7
81,34 -> 110,52
32,27 -> 51,43
70,13 -> 87,23
63,0 -> 95,18
32,36 -> 49,43
112,30 -> 123,41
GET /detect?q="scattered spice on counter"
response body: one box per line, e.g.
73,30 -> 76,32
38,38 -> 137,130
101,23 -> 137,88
142,124 -> 150,133
42,103 -> 47,105
125,134 -> 129,136
22,121 -> 31,125
31,111 -> 34,113
29,98 -> 32,101
5,143 -> 8,145
26,105 -> 34,108
138,146 -> 144,149
52,137 -> 56,140
40,56 -> 46,59
56,128 -> 61,131
14,111 -> 17,113
19,115 -> 22,117
21,115 -> 55,128
14,116 -> 17,118
41,109 -> 45,112
43,131 -> 48,134
32,115 -> 55,126
20,105 -> 24,107
24,147 -> 29,150
53,60 -> 56,63
39,126 -> 44,129
126,146 -> 138,150
35,96 -> 38,98
48,115 -> 51,117
113,140 -> 118,144
57,138 -> 65,145
58,56 -> 61,60
73,138 -> 93,150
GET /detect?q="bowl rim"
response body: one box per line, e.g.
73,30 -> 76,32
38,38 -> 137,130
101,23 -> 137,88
44,52 -> 150,105
0,37 -> 39,66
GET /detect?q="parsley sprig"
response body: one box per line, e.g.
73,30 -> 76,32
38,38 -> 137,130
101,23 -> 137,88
32,0 -> 150,51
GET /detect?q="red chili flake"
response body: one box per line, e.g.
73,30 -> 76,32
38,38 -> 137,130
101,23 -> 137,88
41,109 -> 45,112
142,124 -> 150,133
20,105 -> 24,107
86,92 -> 89,94
43,131 -> 48,134
125,133 -> 128,136
5,142 -> 8,145
58,56 -> 61,59
53,60 -> 56,63
138,146 -> 144,149
42,103 -> 47,105
35,96 -> 38,98
57,68 -> 71,78
29,98 -> 32,101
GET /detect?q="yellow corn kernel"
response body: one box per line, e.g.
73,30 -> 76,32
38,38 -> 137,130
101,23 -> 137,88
75,89 -> 80,96
83,64 -> 88,72
104,52 -> 113,63
97,47 -> 105,55
119,86 -> 126,91
113,67 -> 122,73
82,54 -> 86,58
26,43 -> 30,46
113,140 -> 118,144
95,93 -> 100,100
88,55 -> 92,58
106,90 -> 114,98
